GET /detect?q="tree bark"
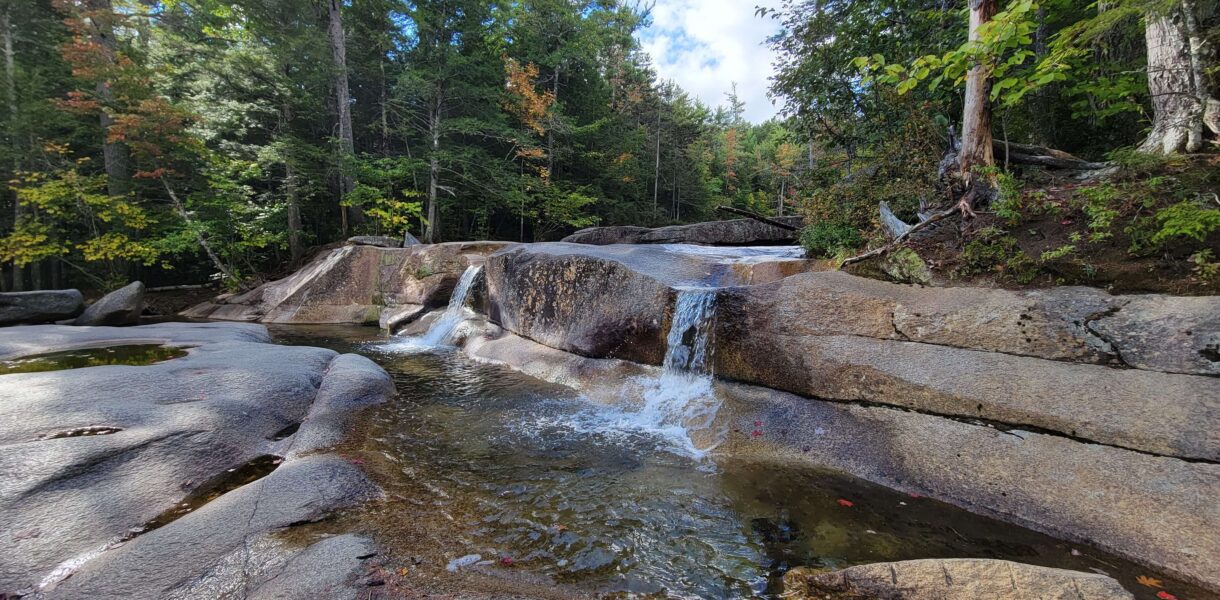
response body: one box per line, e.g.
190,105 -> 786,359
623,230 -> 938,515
2,4 -> 21,291
285,160 -> 303,262
1139,1 -> 1219,154
426,102 -> 440,244
957,0 -> 999,216
87,0 -> 130,198
327,0 -> 360,232
161,177 -> 237,285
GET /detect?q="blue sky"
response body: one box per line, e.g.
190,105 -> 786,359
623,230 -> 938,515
635,0 -> 784,123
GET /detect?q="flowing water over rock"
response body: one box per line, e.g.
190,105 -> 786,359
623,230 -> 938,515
391,265 -> 483,350
270,325 -> 1201,600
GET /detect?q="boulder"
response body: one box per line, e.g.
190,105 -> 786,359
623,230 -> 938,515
0,323 -> 392,595
183,241 -> 513,325
782,559 -> 1133,600
484,243 -> 820,364
562,216 -> 804,246
0,289 -> 84,326
716,333 -> 1218,461
1088,295 -> 1220,376
347,235 -> 401,248
73,281 -> 145,326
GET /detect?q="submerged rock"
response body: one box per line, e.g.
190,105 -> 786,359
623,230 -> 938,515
0,289 -> 84,326
73,281 -> 145,326
782,559 -> 1133,600
562,216 -> 803,246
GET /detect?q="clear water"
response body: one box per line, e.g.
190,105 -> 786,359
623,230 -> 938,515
412,265 -> 483,346
0,344 -> 187,375
270,325 -> 1210,600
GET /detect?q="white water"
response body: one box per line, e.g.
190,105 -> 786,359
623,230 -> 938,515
390,265 -> 482,350
519,288 -> 725,461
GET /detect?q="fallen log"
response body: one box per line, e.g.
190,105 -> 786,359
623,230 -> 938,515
714,206 -> 801,231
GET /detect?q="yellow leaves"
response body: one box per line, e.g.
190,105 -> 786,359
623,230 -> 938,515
77,232 -> 159,265
1136,575 -> 1163,589
503,58 -> 555,137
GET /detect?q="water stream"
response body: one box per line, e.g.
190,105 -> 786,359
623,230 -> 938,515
269,325 -> 1200,600
391,265 -> 483,350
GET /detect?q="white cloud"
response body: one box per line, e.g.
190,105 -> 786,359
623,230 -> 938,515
636,0 -> 783,123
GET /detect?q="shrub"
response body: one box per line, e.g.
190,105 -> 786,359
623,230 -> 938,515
1152,201 -> 1220,245
801,221 -> 864,258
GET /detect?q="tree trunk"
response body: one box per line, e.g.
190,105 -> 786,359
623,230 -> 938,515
286,160 -> 303,262
653,109 -> 661,218
162,177 -> 237,285
88,0 -> 129,198
327,0 -> 360,232
957,0 -> 998,216
426,104 -> 440,244
1139,1 -> 1219,153
547,66 -> 558,179
2,4 -> 21,291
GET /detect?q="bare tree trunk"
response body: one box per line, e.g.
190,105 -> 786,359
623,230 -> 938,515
547,66 -> 558,179
88,0 -> 129,198
426,104 -> 440,244
653,109 -> 661,218
286,160 -> 303,262
1139,1 -> 1219,153
2,4 -> 21,291
327,0 -> 360,233
957,0 -> 998,216
162,177 -> 237,284
379,60 -> 390,153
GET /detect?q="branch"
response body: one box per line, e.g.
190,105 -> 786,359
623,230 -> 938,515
841,207 -> 959,266
713,205 -> 801,231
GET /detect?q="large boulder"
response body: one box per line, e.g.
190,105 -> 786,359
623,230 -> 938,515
183,241 -> 513,326
562,216 -> 803,246
782,559 -> 1133,600
73,281 -> 145,326
0,289 -> 84,326
0,323 -> 391,596
484,243 -> 820,364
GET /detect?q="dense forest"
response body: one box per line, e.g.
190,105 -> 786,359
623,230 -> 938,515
1,0 -> 1217,292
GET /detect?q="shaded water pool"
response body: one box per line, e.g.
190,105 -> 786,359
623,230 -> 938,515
271,325 -> 1205,600
0,344 -> 187,375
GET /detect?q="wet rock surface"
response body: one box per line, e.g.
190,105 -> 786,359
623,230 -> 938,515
455,326 -> 1220,592
183,242 -> 512,325
346,235 -> 402,248
562,216 -> 803,246
0,290 -> 84,326
484,242 -> 819,364
782,559 -> 1134,600
0,323 -> 390,598
72,281 -> 145,326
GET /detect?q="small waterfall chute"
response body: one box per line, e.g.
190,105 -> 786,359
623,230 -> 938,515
390,265 -> 482,350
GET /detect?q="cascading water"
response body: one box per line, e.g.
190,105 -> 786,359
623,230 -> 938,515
558,288 -> 725,459
409,265 -> 483,348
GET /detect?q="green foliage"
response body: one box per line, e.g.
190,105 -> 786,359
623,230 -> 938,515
1152,201 -> 1220,245
800,221 -> 864,258
960,227 -> 1039,284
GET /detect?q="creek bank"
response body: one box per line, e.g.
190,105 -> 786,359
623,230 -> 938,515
782,559 -> 1133,600
0,322 -> 392,599
183,241 -> 512,328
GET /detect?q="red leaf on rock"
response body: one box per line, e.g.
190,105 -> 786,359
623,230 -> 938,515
751,430 -> 763,437
836,499 -> 854,507
1156,592 -> 1178,600
499,556 -> 514,566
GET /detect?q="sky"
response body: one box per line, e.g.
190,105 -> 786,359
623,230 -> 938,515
635,0 -> 784,123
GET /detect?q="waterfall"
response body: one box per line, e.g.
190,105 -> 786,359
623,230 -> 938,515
416,265 -> 483,347
595,288 -> 724,459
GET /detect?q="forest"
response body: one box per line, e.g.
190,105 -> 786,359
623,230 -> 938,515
1,0 -> 1217,292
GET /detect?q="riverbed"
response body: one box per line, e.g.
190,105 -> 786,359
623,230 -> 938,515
269,324 -> 1206,600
